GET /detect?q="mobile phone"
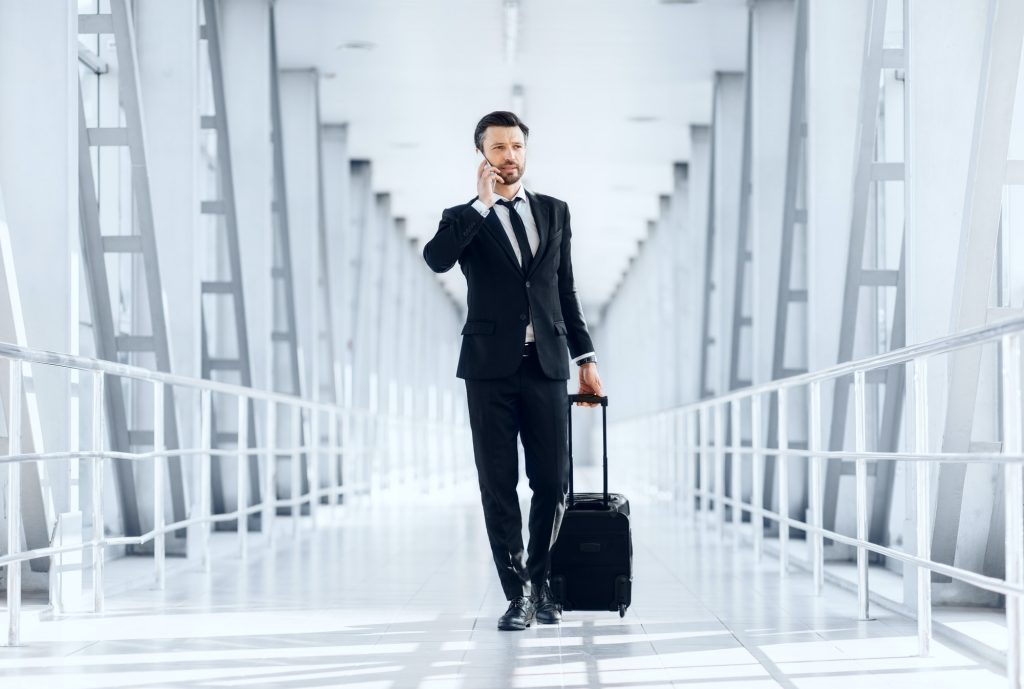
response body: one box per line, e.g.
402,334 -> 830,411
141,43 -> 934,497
480,149 -> 503,184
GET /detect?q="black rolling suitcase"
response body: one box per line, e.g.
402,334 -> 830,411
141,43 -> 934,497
550,394 -> 633,617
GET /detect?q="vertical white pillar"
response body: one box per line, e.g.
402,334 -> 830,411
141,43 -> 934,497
349,160 -> 374,407
670,163 -> 691,406
279,69 -> 324,405
321,123 -> 350,383
136,0 -> 200,381
805,0 -> 868,548
909,0 -> 1000,605
221,0 -> 273,395
751,0 -> 797,388
135,0 -> 200,545
689,124 -> 712,402
0,0 -> 74,567
712,71 -> 745,397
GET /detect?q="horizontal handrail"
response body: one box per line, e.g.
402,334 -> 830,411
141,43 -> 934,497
0,340 -> 345,412
620,313 -> 1024,420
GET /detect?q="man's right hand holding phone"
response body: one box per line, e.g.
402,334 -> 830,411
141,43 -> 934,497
477,155 -> 500,208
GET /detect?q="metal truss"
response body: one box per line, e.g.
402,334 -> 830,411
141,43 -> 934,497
77,1 -> 187,540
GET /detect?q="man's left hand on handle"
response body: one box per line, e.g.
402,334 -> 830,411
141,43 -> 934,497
576,363 -> 604,407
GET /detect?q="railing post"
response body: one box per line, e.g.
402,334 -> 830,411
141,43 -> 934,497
671,410 -> 681,504
199,389 -> 212,573
698,406 -> 709,515
91,371 -> 105,613
854,369 -> 870,620
368,373 -> 379,495
152,381 -> 166,590
730,399 -> 742,530
6,360 -> 23,645
291,405 -> 301,535
912,357 -> 932,657
751,392 -> 764,562
1001,333 -> 1023,688
237,395 -> 248,561
309,404 -> 320,526
809,380 -> 824,595
778,386 -> 789,577
714,402 -> 726,537
264,401 -> 277,543
328,408 -> 339,511
685,411 -> 697,518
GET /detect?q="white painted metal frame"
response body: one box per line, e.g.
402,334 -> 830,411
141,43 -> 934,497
0,341 -> 472,647
614,315 -> 1024,688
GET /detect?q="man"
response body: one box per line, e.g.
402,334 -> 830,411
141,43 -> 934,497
423,111 -> 604,631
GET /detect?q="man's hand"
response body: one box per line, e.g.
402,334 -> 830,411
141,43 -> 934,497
477,155 -> 500,208
576,363 -> 604,407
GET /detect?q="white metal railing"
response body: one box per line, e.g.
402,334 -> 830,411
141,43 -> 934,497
0,341 -> 472,647
610,315 -> 1024,689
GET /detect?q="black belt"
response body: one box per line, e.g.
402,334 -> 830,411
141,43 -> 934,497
522,341 -> 536,357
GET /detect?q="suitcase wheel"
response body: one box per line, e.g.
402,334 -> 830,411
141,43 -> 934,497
618,604 -> 626,618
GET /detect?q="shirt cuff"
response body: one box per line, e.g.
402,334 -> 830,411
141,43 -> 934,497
471,198 -> 491,217
572,351 -> 596,363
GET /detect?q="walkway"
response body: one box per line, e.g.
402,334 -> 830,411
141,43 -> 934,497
0,470 -> 1007,688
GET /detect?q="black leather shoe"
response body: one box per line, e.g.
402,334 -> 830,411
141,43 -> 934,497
532,581 -> 561,624
497,595 -> 535,631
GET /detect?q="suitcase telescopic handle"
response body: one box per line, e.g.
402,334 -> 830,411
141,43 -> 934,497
566,394 -> 609,507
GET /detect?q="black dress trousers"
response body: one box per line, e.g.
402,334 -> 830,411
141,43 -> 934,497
464,344 -> 570,600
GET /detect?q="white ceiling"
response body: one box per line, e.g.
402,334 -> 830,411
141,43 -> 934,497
275,0 -> 748,317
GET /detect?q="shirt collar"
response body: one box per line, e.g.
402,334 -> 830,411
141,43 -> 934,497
496,184 -> 528,205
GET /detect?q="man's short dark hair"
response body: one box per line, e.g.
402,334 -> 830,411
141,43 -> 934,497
474,111 -> 529,151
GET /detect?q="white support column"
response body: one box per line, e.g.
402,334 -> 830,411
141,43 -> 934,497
279,68 -> 324,406
805,0 -> 869,541
135,0 -> 200,541
0,0 -> 74,579
689,124 -> 712,402
321,123 -> 350,382
918,0 -> 1023,602
670,163 -> 691,407
349,160 -> 374,408
221,0 -> 273,396
368,193 -> 392,389
751,0 -> 797,389
135,0 -> 201,384
713,71 -> 745,398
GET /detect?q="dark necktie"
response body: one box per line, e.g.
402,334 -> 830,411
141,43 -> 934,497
495,198 -> 533,273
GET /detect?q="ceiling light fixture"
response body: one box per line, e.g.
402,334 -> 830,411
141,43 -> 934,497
511,83 -> 525,116
504,0 -> 519,65
338,40 -> 375,51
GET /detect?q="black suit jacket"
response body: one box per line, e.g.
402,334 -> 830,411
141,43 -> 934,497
423,191 -> 595,381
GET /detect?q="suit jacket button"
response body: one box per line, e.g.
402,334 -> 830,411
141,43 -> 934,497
519,313 -> 527,321
525,280 -> 531,288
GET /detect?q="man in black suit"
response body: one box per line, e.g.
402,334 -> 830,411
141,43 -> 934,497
423,111 -> 604,631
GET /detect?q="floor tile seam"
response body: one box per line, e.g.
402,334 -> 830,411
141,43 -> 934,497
61,639 -> 101,658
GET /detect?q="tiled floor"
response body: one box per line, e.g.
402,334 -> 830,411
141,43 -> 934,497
0,473 -> 1010,688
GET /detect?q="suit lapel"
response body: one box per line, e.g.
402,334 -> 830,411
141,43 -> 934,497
525,190 -> 549,277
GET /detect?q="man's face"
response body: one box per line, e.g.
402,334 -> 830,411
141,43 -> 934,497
479,126 -> 527,185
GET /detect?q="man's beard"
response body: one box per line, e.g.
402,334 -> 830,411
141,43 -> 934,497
498,164 -> 524,185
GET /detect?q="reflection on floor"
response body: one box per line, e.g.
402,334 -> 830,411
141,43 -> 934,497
0,471 -> 1008,689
